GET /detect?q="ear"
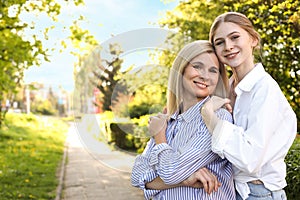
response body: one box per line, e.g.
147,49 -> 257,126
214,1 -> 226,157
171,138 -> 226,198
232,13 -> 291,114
251,37 -> 259,48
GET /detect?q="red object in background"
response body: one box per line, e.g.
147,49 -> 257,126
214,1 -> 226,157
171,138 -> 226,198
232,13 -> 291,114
93,87 -> 102,113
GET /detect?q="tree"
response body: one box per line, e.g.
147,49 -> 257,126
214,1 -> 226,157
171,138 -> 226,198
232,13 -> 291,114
0,0 -> 84,127
158,0 -> 299,131
92,43 -> 125,111
69,20 -> 99,114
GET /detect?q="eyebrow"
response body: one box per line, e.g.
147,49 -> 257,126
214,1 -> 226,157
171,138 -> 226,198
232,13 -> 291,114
191,61 -> 219,70
191,61 -> 204,66
214,31 -> 240,42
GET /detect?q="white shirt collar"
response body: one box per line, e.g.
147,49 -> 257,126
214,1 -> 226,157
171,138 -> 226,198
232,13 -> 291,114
235,63 -> 266,95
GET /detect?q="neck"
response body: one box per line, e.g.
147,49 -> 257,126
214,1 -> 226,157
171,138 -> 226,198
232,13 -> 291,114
232,60 -> 255,83
181,97 -> 203,113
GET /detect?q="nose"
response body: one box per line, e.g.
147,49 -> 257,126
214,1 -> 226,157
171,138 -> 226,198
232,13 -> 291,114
197,68 -> 209,80
224,39 -> 233,51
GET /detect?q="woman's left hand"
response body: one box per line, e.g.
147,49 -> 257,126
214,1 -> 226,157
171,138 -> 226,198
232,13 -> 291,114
183,168 -> 221,194
201,96 -> 231,133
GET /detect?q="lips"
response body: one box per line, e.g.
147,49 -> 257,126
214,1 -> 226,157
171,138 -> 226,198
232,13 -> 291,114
224,52 -> 239,59
193,81 -> 208,89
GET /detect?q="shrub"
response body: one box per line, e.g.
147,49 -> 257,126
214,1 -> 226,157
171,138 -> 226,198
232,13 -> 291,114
129,102 -> 164,119
110,123 -> 135,150
97,112 -> 151,153
285,136 -> 300,200
31,99 -> 57,115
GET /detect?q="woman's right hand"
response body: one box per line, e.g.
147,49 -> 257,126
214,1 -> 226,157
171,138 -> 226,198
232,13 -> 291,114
183,168 -> 221,194
148,113 -> 168,144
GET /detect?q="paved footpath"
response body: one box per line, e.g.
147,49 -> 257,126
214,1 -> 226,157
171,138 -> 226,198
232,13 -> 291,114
60,121 -> 144,200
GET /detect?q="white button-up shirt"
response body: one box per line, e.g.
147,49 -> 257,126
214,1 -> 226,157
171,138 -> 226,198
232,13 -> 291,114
212,63 -> 297,199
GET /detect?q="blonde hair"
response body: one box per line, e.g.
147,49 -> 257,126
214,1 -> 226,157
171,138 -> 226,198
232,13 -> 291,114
167,40 -> 229,115
209,12 -> 261,52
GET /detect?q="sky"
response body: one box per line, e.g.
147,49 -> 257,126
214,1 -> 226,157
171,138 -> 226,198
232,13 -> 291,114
23,0 -> 179,92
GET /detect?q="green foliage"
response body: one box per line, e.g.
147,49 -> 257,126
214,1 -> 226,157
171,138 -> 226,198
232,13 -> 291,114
0,0 -> 84,126
110,123 -> 135,150
97,112 -> 150,153
31,99 -> 57,116
0,113 -> 68,199
128,102 -> 163,119
157,0 -> 226,68
285,137 -> 300,200
114,65 -> 168,119
70,20 -> 100,115
97,111 -> 116,142
158,0 -> 299,131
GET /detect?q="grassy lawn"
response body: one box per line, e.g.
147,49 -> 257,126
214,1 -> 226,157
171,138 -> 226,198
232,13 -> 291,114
0,113 -> 69,200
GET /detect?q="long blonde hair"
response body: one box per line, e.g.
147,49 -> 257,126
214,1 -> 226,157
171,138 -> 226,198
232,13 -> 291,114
167,40 -> 229,115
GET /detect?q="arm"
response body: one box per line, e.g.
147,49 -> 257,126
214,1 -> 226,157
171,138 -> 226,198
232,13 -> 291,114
131,137 -> 206,198
146,168 -> 220,195
202,82 -> 297,173
146,177 -> 183,190
131,138 -> 161,199
148,109 -> 233,185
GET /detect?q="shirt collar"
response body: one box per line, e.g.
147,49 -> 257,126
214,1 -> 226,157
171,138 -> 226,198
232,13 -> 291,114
170,96 -> 209,123
235,63 -> 266,95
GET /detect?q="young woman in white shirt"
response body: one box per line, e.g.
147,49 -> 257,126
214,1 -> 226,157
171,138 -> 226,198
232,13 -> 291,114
200,12 -> 297,200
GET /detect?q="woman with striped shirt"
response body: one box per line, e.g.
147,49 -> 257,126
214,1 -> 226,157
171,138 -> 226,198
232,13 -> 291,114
131,40 -> 236,200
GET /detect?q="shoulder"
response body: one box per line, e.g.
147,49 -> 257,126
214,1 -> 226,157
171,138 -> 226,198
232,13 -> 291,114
215,108 -> 233,123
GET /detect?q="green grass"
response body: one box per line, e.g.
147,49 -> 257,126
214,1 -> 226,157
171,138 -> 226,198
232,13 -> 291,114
0,113 -> 69,200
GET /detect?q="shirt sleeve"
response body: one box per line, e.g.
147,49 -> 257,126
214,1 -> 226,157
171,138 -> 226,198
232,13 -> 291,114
211,80 -> 297,174
131,138 -> 160,199
148,109 -> 233,185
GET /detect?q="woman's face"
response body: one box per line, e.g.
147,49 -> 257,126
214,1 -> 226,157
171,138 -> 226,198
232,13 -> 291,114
212,22 -> 257,69
182,52 -> 220,101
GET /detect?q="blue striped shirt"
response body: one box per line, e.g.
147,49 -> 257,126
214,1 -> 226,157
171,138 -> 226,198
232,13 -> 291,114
131,98 -> 236,200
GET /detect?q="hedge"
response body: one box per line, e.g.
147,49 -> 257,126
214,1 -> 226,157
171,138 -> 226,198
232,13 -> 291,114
285,136 -> 300,200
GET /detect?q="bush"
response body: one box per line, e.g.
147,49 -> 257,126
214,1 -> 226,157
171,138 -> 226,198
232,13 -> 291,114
285,136 -> 300,200
97,112 -> 151,153
31,99 -> 57,115
110,123 -> 135,150
97,111 -> 115,142
129,102 -> 164,119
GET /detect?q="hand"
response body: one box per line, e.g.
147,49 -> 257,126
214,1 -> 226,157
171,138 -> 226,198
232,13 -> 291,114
183,168 -> 221,194
205,96 -> 231,113
201,96 -> 231,133
148,113 -> 168,141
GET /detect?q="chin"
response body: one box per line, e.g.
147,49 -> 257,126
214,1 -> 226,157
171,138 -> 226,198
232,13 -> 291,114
196,94 -> 209,99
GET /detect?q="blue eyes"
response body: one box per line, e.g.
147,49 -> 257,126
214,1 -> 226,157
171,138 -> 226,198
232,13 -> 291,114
192,65 -> 219,73
214,35 -> 240,46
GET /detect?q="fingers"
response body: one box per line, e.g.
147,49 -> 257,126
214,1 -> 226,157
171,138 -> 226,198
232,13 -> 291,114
209,96 -> 231,111
148,113 -> 168,137
198,168 -> 215,194
224,102 -> 233,113
194,168 -> 220,194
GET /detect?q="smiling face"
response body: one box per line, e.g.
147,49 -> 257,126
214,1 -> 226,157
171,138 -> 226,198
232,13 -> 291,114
213,22 -> 258,70
182,52 -> 220,101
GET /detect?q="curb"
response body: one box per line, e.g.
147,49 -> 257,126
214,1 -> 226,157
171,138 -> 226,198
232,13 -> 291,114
55,143 -> 68,200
